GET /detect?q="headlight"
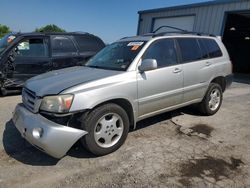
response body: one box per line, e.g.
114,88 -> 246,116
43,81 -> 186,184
40,94 -> 74,113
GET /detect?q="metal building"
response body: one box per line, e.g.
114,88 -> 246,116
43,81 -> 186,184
137,0 -> 250,74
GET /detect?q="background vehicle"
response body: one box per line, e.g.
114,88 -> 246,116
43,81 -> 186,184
0,32 -> 105,95
12,30 -> 232,158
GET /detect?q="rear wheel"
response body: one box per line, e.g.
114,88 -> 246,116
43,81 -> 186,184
198,83 -> 223,115
80,103 -> 129,156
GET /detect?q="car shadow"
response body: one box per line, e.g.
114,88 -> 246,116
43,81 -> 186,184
2,106 -> 203,165
0,90 -> 22,97
3,120 -> 59,166
133,106 -> 204,132
3,119 -> 99,165
67,141 -> 97,159
133,110 -> 176,131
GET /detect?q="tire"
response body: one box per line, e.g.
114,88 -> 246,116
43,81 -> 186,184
198,83 -> 223,115
80,103 -> 129,156
0,87 -> 7,96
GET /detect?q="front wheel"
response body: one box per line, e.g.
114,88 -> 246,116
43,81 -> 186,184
80,103 -> 129,156
198,83 -> 223,115
0,87 -> 7,96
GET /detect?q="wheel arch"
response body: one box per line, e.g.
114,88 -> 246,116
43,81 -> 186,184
92,98 -> 136,130
210,76 -> 226,92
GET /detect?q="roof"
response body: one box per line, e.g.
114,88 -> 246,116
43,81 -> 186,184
119,35 -> 152,42
138,0 -> 244,14
119,31 -> 216,42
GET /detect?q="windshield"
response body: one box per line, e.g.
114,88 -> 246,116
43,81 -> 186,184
85,41 -> 146,71
0,33 -> 16,54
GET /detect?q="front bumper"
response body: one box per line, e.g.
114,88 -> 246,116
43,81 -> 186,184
13,104 -> 88,158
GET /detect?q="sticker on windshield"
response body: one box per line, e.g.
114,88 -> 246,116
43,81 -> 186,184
131,45 -> 140,51
127,42 -> 144,46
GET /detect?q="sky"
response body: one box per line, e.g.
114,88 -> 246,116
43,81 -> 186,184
0,0 -> 209,43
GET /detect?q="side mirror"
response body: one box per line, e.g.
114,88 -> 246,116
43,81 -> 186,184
138,59 -> 157,72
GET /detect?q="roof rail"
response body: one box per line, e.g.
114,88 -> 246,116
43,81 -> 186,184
71,31 -> 90,34
153,25 -> 187,33
144,25 -> 216,38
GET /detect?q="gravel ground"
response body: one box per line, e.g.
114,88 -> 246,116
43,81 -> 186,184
0,79 -> 250,188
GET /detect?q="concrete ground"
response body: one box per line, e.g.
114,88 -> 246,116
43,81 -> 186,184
0,79 -> 250,188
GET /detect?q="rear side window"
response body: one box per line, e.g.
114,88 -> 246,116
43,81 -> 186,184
197,39 -> 209,59
201,39 -> 223,58
51,36 -> 77,56
177,38 -> 203,63
143,39 -> 178,68
74,35 -> 105,54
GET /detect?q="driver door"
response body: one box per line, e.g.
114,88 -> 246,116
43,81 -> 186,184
11,37 -> 51,84
137,38 -> 183,118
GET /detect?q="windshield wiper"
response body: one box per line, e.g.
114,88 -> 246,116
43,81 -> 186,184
86,65 -> 104,69
86,65 -> 124,71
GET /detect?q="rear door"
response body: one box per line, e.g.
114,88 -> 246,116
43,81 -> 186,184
176,37 -> 212,103
11,36 -> 50,83
137,38 -> 183,117
51,35 -> 81,70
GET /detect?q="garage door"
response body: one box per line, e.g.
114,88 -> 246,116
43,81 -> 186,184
153,16 -> 195,33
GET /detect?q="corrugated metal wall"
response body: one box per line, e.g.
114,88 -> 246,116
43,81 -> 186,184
138,0 -> 250,35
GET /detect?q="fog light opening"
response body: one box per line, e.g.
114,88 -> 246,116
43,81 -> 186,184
32,128 -> 43,139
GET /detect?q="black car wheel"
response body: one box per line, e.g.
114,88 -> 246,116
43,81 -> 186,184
198,83 -> 223,115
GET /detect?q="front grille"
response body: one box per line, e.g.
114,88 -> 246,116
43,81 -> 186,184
22,88 -> 41,113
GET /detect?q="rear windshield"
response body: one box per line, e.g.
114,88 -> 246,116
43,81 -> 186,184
85,41 -> 146,71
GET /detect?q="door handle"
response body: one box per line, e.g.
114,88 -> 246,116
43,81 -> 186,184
205,62 -> 212,66
173,68 -> 182,73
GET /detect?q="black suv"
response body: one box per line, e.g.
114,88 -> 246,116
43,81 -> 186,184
0,32 -> 105,95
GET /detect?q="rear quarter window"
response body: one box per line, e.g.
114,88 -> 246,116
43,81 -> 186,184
200,38 -> 223,58
74,35 -> 105,54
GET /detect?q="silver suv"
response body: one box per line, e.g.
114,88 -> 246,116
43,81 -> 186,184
13,32 -> 233,158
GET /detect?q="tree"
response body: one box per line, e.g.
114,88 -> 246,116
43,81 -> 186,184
35,24 -> 66,33
0,24 -> 11,38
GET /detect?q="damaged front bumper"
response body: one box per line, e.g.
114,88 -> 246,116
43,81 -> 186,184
13,104 -> 88,158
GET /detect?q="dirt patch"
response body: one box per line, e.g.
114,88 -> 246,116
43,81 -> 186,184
178,178 -> 192,188
131,132 -> 150,139
230,157 -> 244,170
0,150 -> 17,165
189,124 -> 214,137
179,156 -> 244,186
175,123 -> 214,139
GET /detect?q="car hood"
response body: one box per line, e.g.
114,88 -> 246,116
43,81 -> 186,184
25,66 -> 122,97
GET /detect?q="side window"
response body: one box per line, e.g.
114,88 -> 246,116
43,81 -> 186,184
198,39 -> 209,59
177,38 -> 203,63
74,35 -> 104,53
142,39 -> 178,68
203,39 -> 223,58
51,36 -> 77,56
16,38 -> 48,57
